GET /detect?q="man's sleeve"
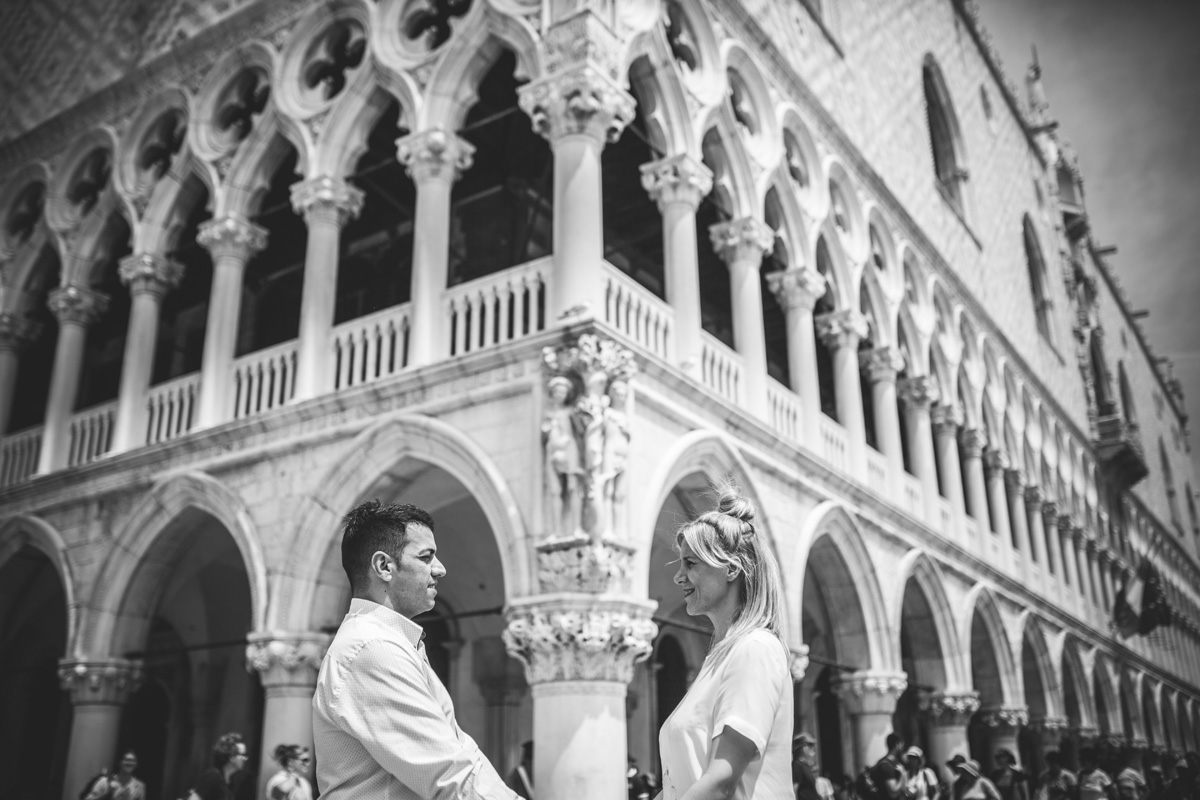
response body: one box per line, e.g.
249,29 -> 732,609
330,640 -> 517,800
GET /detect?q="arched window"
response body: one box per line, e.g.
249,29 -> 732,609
1023,216 -> 1054,343
922,58 -> 968,216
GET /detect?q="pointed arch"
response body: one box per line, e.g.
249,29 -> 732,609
0,515 -> 79,657
1017,612 -> 1062,719
961,584 -> 1019,706
1061,635 -> 1096,730
891,549 -> 966,687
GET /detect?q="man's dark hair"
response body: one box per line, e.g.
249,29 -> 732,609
341,499 -> 435,590
1045,751 -> 1061,767
212,732 -> 244,768
886,733 -> 903,753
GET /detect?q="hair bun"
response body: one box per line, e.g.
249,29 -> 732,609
715,484 -> 755,523
274,744 -> 290,761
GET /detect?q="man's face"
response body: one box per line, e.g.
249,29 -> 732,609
799,742 -> 817,766
230,743 -> 249,772
384,524 -> 446,618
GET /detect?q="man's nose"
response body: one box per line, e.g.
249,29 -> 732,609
432,557 -> 447,578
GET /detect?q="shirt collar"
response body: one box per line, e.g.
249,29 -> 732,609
347,598 -> 426,650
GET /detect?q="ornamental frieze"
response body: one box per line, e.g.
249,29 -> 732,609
503,601 -> 658,685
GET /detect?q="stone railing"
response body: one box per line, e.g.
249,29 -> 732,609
601,261 -> 673,361
232,340 -> 298,420
145,372 -> 201,445
444,257 -> 550,357
332,302 -> 412,390
0,426 -> 41,487
67,400 -> 117,467
699,332 -> 743,405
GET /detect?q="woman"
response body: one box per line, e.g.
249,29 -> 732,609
264,744 -> 312,800
990,750 -> 1029,800
953,760 -> 1002,800
83,752 -> 146,800
659,485 -> 793,800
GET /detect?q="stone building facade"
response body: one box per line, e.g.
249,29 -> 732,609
0,0 -> 1198,799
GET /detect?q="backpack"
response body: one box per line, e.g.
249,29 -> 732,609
79,773 -> 113,800
856,768 -> 881,800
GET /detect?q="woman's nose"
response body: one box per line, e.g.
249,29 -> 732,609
673,565 -> 685,585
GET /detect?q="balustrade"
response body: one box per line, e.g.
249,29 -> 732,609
67,401 -> 117,467
0,427 -> 41,487
332,304 -> 412,390
767,378 -> 802,443
820,415 -> 849,474
146,374 -> 201,445
602,262 -> 673,360
902,473 -> 924,519
445,259 -> 548,357
232,342 -> 298,420
866,449 -> 888,493
699,332 -> 743,404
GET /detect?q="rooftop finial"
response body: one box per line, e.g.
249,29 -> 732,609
1026,43 -> 1050,123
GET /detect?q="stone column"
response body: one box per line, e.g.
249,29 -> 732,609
1100,550 -> 1116,611
1085,533 -> 1102,609
860,346 -> 906,492
519,12 -> 634,322
768,268 -> 828,444
37,286 -> 109,473
960,429 -> 991,531
504,597 -> 657,800
924,691 -> 980,782
0,312 -> 41,435
397,129 -> 476,367
111,254 -> 184,453
834,671 -> 908,774
246,632 -> 329,799
816,310 -> 870,466
898,376 -> 938,521
711,217 -> 775,419
195,217 -> 267,428
1058,514 -> 1080,594
1005,469 -> 1033,568
1028,716 -> 1070,775
1042,499 -> 1067,584
931,403 -> 966,518
984,449 -> 1013,546
58,659 -> 143,800
290,176 -> 365,400
1024,486 -> 1048,571
979,706 -> 1029,768
641,155 -> 712,374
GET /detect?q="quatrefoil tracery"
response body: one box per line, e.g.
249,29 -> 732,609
403,0 -> 471,53
304,21 -> 367,100
6,183 -> 45,244
665,1 -> 698,73
217,70 -> 271,143
137,110 -> 187,181
67,149 -> 112,216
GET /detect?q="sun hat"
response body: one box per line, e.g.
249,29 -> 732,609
904,747 -> 925,760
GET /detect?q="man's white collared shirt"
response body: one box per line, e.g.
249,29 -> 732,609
313,598 -> 516,800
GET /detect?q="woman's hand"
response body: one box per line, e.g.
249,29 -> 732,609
677,728 -> 758,800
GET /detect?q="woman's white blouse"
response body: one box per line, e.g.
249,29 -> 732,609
659,629 -> 794,800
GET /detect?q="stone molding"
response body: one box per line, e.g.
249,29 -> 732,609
0,312 -> 42,352
58,658 -> 144,706
898,376 -> 938,408
960,428 -> 988,459
922,690 -> 981,726
503,597 -> 657,685
978,705 -> 1030,730
1028,716 -> 1069,732
816,309 -> 870,350
396,128 -> 476,185
709,217 -> 775,265
245,631 -> 331,690
197,216 -> 268,261
537,537 -> 635,594
289,176 -> 366,227
640,154 -> 713,210
118,252 -> 185,298
833,670 -> 908,715
859,346 -> 906,384
47,285 -> 109,326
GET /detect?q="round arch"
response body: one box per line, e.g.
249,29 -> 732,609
86,471 -> 269,656
279,413 -> 530,631
0,514 -> 78,657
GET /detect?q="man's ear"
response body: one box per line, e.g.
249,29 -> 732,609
371,551 -> 393,581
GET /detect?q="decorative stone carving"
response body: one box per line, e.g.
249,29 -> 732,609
396,128 -> 476,184
1004,467 -> 1027,493
542,334 -> 637,543
931,402 -> 964,435
640,154 -> 713,210
898,376 -> 938,409
519,66 -> 635,145
978,705 -> 1029,730
289,176 -> 365,227
536,537 -> 634,594
47,285 -> 108,326
816,310 -> 870,350
922,690 -> 981,726
709,217 -> 775,266
833,670 -> 908,715
118,253 -> 184,299
789,645 -> 810,682
197,216 -> 268,261
1023,484 -> 1043,509
541,10 -> 624,81
960,428 -> 988,459
245,632 -> 331,691
503,600 -> 658,684
58,658 -> 144,705
859,346 -> 906,384
984,448 -> 1010,476
0,312 -> 42,352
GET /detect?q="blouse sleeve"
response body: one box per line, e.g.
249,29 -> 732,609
710,632 -> 787,756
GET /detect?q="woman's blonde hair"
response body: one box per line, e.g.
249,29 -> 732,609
675,481 -> 784,664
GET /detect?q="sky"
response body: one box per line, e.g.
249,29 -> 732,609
977,0 -> 1200,487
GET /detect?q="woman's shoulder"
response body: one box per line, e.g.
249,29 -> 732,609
724,629 -> 789,667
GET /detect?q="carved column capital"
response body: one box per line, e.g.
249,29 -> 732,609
1029,716 -> 1070,747
960,428 -> 988,459
922,690 -> 981,726
1072,725 -> 1100,744
290,175 -> 365,227
816,309 -> 870,350
898,376 -> 938,409
47,285 -> 108,326
1040,500 -> 1059,525
984,448 -> 1010,477
1024,484 -> 1043,510
709,217 -> 775,266
245,631 -> 331,691
0,312 -> 42,352
197,216 -> 268,261
768,268 -> 827,313
396,128 -> 476,185
833,670 -> 908,715
640,154 -> 713,211
536,538 -> 635,594
58,658 -> 144,706
119,253 -> 184,299
520,63 -> 634,145
859,346 -> 906,384
978,705 -> 1029,732
1004,468 -> 1027,493
790,645 -> 810,682
1057,513 -> 1074,534
503,598 -> 657,685
931,402 -> 964,435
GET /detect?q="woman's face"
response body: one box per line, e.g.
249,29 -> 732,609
673,540 -> 738,620
119,753 -> 137,775
290,750 -> 311,775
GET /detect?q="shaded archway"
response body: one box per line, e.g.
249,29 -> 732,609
894,552 -> 957,759
964,588 -> 1016,764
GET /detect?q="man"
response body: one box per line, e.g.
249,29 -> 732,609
991,749 -> 1029,800
1035,750 -> 1078,800
186,733 -> 249,800
793,733 -> 823,800
313,499 -> 519,800
1078,748 -> 1115,800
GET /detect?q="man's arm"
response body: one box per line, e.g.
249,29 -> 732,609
331,640 -> 518,800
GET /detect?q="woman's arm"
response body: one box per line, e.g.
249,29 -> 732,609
677,728 -> 758,800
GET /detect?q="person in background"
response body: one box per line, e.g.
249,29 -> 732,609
265,744 -> 313,800
991,749 -> 1029,800
905,747 -> 940,800
1115,767 -> 1147,800
1078,748 -> 1116,800
627,756 -> 652,800
1144,766 -> 1164,800
187,733 -> 250,800
509,742 -> 534,800
1034,750 -> 1078,800
953,760 -> 1001,800
794,733 -> 823,800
